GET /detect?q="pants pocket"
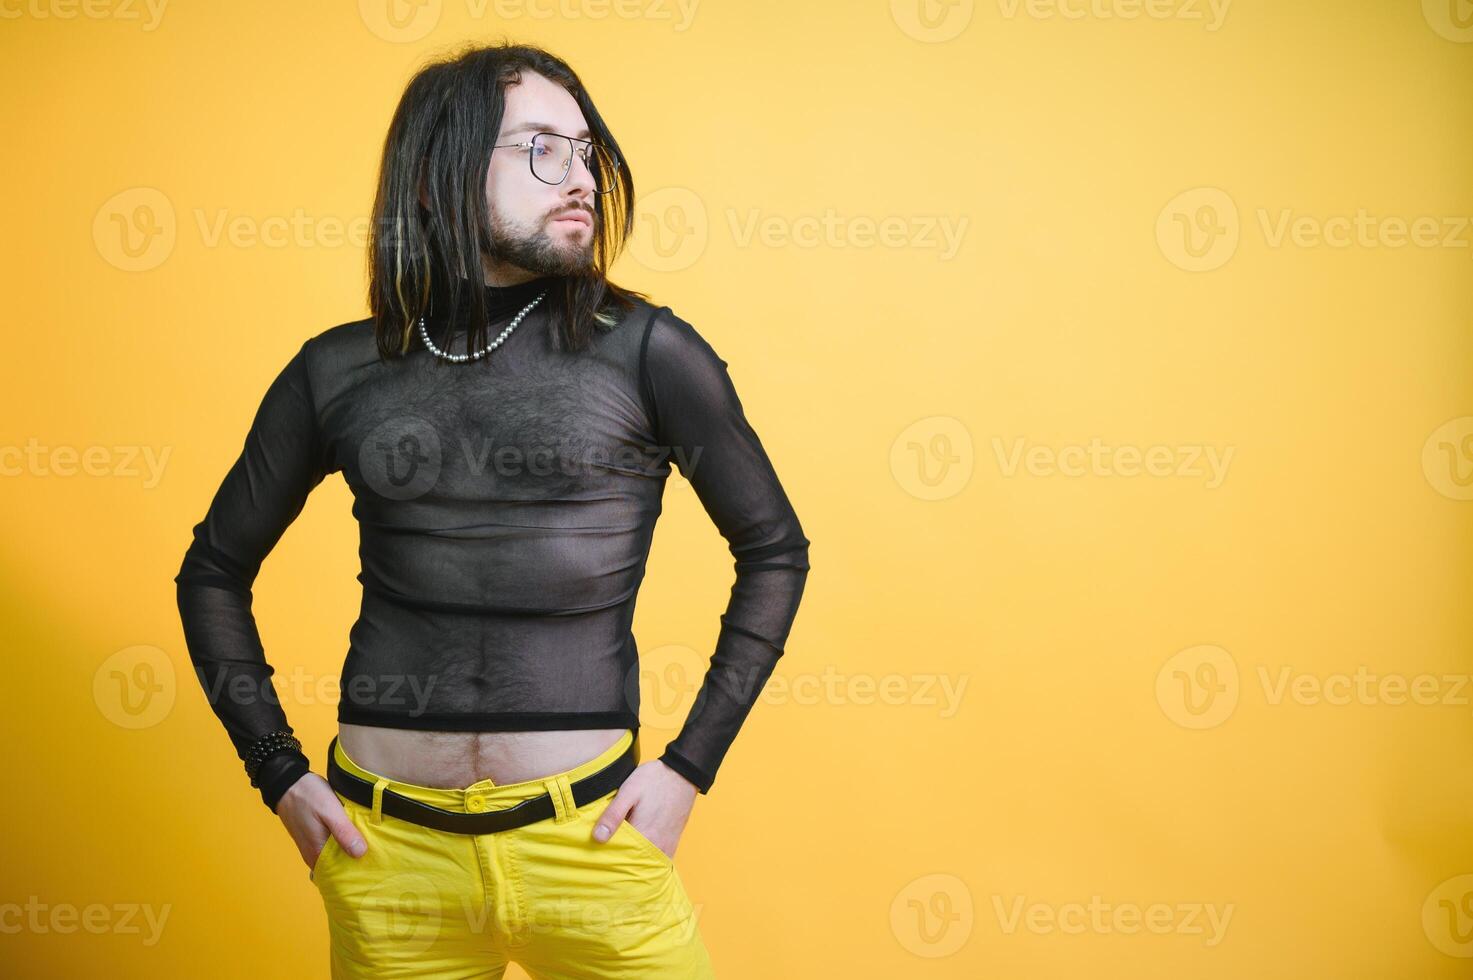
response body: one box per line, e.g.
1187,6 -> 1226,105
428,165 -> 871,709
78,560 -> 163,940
616,817 -> 675,866
309,833 -> 339,883
309,790 -> 355,884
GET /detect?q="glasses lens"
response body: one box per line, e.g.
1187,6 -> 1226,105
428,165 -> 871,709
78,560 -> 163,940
587,143 -> 618,194
530,133 -> 573,185
530,134 -> 619,193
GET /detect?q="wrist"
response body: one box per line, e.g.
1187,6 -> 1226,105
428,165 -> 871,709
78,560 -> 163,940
257,751 -> 312,813
656,748 -> 711,795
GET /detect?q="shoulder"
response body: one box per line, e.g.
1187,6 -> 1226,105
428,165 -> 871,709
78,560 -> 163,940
261,317 -> 375,411
298,314 -> 376,370
637,303 -> 744,422
639,303 -> 727,376
303,316 -> 375,361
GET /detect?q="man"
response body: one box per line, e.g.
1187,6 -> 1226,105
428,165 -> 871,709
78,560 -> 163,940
173,41 -> 810,978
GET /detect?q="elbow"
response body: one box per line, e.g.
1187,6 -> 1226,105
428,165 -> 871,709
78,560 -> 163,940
174,538 -> 256,597
731,524 -> 809,576
781,511 -> 810,573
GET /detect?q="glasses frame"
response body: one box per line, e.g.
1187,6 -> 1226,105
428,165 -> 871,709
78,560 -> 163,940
491,131 -> 620,194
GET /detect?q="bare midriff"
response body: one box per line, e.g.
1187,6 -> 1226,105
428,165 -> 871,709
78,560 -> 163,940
337,724 -> 630,789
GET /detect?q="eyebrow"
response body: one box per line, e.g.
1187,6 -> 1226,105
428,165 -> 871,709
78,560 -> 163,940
503,121 -> 593,140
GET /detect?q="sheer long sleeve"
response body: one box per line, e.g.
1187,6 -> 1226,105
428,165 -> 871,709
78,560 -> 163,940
173,339 -> 334,811
639,307 -> 812,794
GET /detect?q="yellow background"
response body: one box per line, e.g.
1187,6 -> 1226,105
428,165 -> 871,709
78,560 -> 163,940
3,0 -> 1472,976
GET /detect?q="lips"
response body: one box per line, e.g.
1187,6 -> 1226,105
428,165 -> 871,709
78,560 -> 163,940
552,211 -> 592,228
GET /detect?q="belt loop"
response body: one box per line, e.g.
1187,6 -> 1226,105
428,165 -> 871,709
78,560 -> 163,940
545,774 -> 577,823
371,777 -> 389,824
543,777 -> 565,822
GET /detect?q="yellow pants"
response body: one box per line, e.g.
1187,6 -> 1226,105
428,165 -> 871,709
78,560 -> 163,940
310,728 -> 715,978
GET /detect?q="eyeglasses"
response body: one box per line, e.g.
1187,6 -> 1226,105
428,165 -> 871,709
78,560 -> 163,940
492,132 -> 620,194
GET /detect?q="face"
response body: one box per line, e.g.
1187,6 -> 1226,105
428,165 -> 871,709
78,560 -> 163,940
483,71 -> 600,284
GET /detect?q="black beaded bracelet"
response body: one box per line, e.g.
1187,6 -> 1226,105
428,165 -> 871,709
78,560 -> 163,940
244,730 -> 303,786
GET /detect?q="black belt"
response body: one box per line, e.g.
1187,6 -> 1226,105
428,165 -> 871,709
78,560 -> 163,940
324,733 -> 638,835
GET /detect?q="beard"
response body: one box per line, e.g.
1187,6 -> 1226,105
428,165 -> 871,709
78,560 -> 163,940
488,206 -> 596,276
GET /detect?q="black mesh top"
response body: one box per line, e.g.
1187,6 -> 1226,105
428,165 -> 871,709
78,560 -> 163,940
173,274 -> 811,811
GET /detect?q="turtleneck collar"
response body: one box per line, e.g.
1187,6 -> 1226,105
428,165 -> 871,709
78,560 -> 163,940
422,265 -> 562,338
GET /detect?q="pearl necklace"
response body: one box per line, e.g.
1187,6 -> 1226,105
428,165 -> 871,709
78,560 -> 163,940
417,289 -> 547,363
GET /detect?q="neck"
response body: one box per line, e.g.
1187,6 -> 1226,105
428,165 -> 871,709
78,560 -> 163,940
482,263 -> 541,289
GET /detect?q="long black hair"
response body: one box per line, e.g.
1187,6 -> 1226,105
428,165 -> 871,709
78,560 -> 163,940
367,39 -> 648,360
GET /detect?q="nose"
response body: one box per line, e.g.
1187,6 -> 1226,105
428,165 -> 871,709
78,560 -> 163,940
561,148 -> 598,197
